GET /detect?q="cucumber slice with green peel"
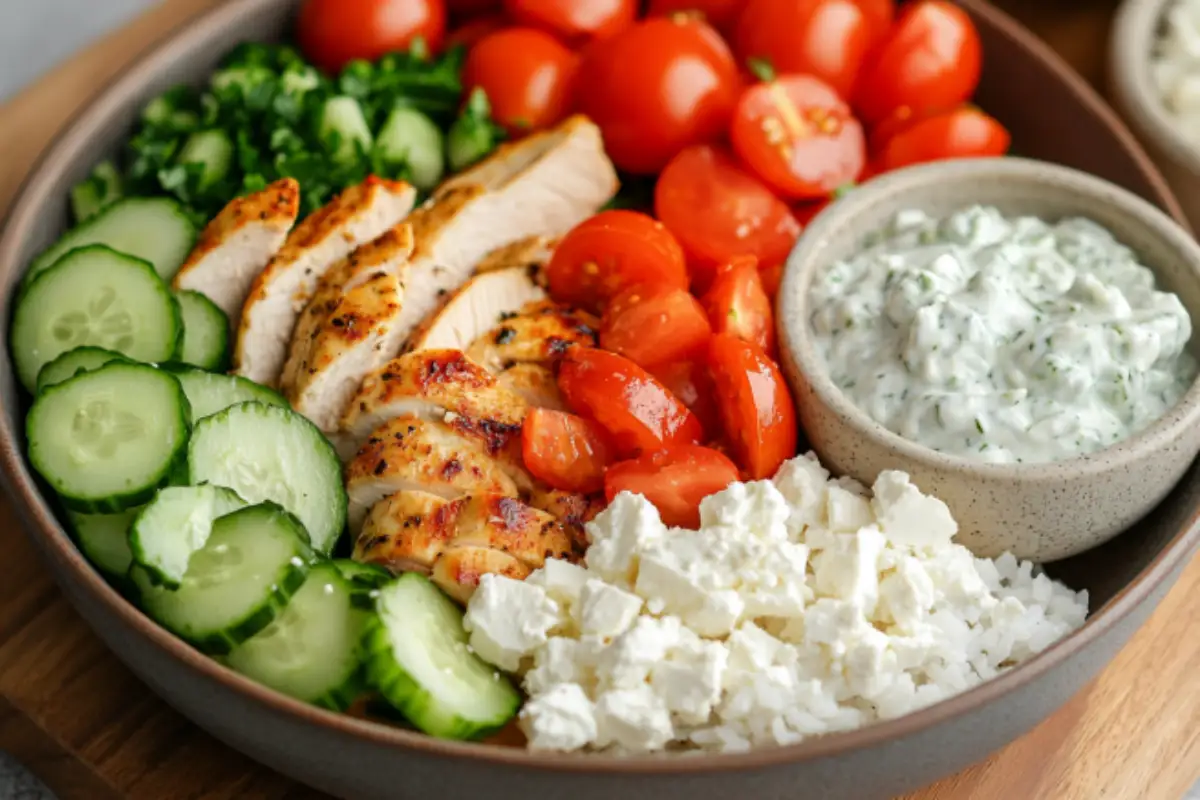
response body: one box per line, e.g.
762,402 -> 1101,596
364,574 -> 520,740
71,160 -> 123,223
188,402 -> 346,554
68,507 -> 139,578
377,107 -> 445,191
179,130 -> 234,191
334,559 -> 392,610
320,96 -> 373,164
162,365 -> 287,422
226,561 -> 369,710
35,346 -> 130,395
12,246 -> 183,391
27,363 -> 191,513
24,197 -> 197,288
133,503 -> 314,655
129,485 -> 246,589
176,291 -> 230,371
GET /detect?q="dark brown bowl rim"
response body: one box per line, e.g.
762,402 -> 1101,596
1,0 -> 1197,776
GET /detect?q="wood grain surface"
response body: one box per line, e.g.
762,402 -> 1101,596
0,1 -> 1197,799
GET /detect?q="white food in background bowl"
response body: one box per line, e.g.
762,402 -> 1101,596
1151,0 -> 1200,142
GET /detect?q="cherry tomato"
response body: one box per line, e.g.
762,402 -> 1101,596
575,17 -> 739,174
546,211 -> 688,313
731,74 -> 866,200
448,0 -> 502,15
445,12 -> 509,50
522,408 -> 614,493
605,446 -> 740,528
297,0 -> 447,73
559,348 -> 703,455
793,199 -> 830,226
648,359 -> 723,439
708,334 -> 797,479
855,0 -> 896,46
655,145 -> 802,292
462,27 -> 577,136
601,284 -> 713,369
877,107 -> 1011,171
734,0 -> 874,100
759,262 -> 785,301
703,256 -> 776,355
505,0 -> 636,43
852,0 -> 982,126
646,0 -> 743,34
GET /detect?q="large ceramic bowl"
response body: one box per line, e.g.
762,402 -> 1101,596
778,157 -> 1200,563
1,1 -> 1198,799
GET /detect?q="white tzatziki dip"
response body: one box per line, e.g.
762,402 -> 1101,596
808,205 -> 1198,464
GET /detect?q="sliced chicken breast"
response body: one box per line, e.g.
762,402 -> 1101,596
404,266 -> 547,354
234,176 -> 417,386
474,235 -> 557,279
465,301 -> 599,373
527,486 -> 606,554
495,363 -> 567,410
280,224 -> 415,433
431,546 -> 532,604
172,178 -> 300,322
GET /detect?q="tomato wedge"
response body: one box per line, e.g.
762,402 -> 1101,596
877,107 -> 1011,171
546,211 -> 688,313
600,284 -> 712,369
558,348 -> 703,455
648,359 -> 723,440
522,408 -> 614,493
703,256 -> 776,355
605,446 -> 740,528
708,334 -> 798,479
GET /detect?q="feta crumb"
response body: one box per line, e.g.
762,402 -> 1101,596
520,683 -> 598,751
462,574 -> 560,672
575,579 -> 643,638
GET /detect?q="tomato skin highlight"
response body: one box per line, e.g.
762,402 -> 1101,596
605,446 -> 740,528
558,348 -> 704,455
648,359 -> 723,439
655,144 -> 801,292
758,262 -> 785,302
708,334 -> 798,479
298,0 -> 448,73
877,107 -> 1011,171
522,408 -> 614,493
854,0 -> 896,46
703,256 -> 777,355
504,0 -> 636,43
574,17 -> 740,174
600,284 -> 713,369
646,0 -> 744,34
546,211 -> 689,313
462,27 -> 578,136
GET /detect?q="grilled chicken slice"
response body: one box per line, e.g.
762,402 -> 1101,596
404,266 -> 547,354
474,235 -> 557,279
345,417 -> 519,531
172,178 -> 300,322
234,177 -> 417,386
527,485 -> 606,554
465,302 -> 599,373
431,547 -> 532,604
495,363 -> 567,411
280,224 -> 415,433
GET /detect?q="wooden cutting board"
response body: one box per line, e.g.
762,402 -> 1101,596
0,1 -> 1197,798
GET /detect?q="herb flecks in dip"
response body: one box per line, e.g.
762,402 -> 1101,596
809,206 -> 1197,464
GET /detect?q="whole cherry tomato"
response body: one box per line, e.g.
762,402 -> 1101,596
445,12 -> 510,50
793,199 -> 831,226
298,0 -> 448,73
852,0 -> 982,126
708,334 -> 798,479
759,262 -> 785,301
600,284 -> 713,369
448,0 -> 502,15
734,0 -> 874,100
462,28 -> 577,137
646,0 -> 743,34
855,0 -> 896,46
877,107 -> 1011,171
574,17 -> 740,174
702,256 -> 776,355
605,446 -> 740,528
731,72 -> 866,200
655,145 -> 802,292
505,0 -> 636,43
522,408 -> 614,493
648,359 -> 723,439
559,348 -> 704,455
546,211 -> 688,313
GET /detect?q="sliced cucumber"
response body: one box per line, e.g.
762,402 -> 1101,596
27,363 -> 190,513
68,507 -> 139,578
188,402 -> 346,554
129,485 -> 246,589
162,365 -> 287,423
24,197 -> 197,288
133,503 -> 313,655
35,346 -> 130,395
364,573 -> 520,740
179,130 -> 234,191
377,107 -> 445,191
176,291 -> 230,371
12,245 -> 182,391
320,96 -> 373,164
334,559 -> 392,611
226,561 -> 368,710
70,160 -> 123,223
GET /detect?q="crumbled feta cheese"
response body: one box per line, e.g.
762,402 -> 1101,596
527,559 -> 591,609
595,686 -> 674,751
871,471 -> 956,548
585,492 -> 667,586
462,574 -> 560,672
520,683 -> 598,752
575,579 -> 643,638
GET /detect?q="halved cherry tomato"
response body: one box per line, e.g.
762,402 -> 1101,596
758,262 -> 785,302
600,284 -> 713,368
877,107 -> 1011,171
462,27 -> 577,136
734,0 -> 874,100
445,12 -> 509,50
731,73 -> 866,201
546,211 -> 688,313
559,348 -> 703,455
522,408 -> 614,493
703,256 -> 776,355
708,334 -> 798,479
648,359 -> 723,439
298,0 -> 448,73
855,0 -> 896,46
505,0 -> 636,43
574,17 -> 740,174
646,0 -> 743,34
852,0 -> 982,126
655,145 -> 802,292
605,446 -> 740,528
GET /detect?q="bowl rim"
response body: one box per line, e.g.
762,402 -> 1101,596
779,156 -> 1200,483
1,0 -> 1199,778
